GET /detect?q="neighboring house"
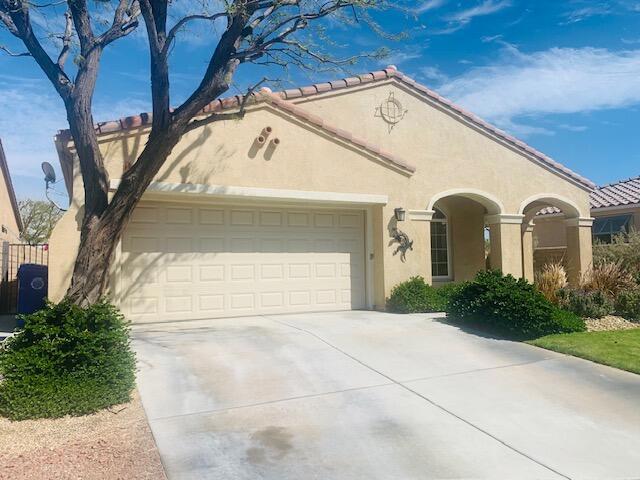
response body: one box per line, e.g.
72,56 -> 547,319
534,176 -> 640,268
0,139 -> 22,243
48,66 -> 595,323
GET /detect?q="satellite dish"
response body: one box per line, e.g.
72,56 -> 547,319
41,162 -> 56,184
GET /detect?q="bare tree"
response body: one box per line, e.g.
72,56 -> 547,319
0,0 -> 406,306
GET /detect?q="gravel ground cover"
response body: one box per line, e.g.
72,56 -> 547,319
585,315 -> 639,332
0,390 -> 166,480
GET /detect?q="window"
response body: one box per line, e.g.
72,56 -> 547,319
592,214 -> 633,244
431,208 -> 450,278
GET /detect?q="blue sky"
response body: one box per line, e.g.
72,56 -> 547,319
1,0 -> 640,201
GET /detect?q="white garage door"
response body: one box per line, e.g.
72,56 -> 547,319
118,201 -> 366,322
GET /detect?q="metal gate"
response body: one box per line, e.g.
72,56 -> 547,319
0,242 -> 49,314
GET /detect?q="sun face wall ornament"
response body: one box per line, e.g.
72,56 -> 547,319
375,92 -> 408,132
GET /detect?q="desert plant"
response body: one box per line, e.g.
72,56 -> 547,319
557,288 -> 615,319
593,231 -> 640,284
446,270 -> 585,340
0,300 -> 136,420
615,288 -> 640,321
535,261 -> 568,304
580,261 -> 636,297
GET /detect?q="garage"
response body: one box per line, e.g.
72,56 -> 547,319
117,200 -> 367,323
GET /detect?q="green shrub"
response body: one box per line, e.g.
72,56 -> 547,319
551,307 -> 587,332
434,282 -> 468,311
387,276 -> 452,313
615,288 -> 640,321
0,300 -> 136,420
557,288 -> 615,319
446,270 -> 586,340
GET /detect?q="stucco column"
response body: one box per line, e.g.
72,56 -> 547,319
565,217 -> 594,285
521,221 -> 535,282
408,209 -> 434,285
486,214 -> 525,278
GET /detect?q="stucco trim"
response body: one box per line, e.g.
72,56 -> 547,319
408,209 -> 435,221
109,180 -> 389,206
427,189 -> 505,215
565,217 -> 595,227
518,193 -> 583,218
485,214 -> 525,225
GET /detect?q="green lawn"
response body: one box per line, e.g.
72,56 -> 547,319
529,329 -> 640,375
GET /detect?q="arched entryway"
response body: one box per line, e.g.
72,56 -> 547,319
519,194 -> 593,284
427,190 -> 504,283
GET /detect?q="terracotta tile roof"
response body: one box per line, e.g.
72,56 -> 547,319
55,65 -> 594,189
537,175 -> 640,216
0,139 -> 23,233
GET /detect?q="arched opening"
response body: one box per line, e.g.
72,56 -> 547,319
519,194 -> 589,284
429,190 -> 503,283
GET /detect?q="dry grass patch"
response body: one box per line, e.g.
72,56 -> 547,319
0,390 -> 165,480
535,261 -> 567,304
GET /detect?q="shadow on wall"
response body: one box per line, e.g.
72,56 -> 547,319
103,125 -> 236,186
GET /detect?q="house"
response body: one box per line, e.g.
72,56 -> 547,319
534,176 -> 640,267
48,66 -> 595,323
0,139 -> 22,243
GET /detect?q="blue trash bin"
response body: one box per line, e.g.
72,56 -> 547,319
17,264 -> 48,321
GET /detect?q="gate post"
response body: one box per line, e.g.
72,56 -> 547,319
1,241 -> 8,282
0,241 -> 8,312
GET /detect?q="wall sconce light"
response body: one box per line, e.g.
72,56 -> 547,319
394,207 -> 406,222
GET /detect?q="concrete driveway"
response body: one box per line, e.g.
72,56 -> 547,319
133,311 -> 640,480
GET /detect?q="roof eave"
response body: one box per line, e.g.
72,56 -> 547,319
0,139 -> 23,233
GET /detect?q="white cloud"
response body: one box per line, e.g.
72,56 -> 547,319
415,0 -> 447,14
419,66 -> 448,84
381,50 -> 423,67
0,75 -> 149,183
558,124 -> 589,132
0,79 -> 66,179
562,4 -> 612,24
437,46 -> 640,136
437,0 -> 511,33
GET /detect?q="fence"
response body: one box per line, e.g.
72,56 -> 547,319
0,242 -> 49,314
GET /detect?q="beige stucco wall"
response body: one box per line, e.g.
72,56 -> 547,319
49,79 -> 593,304
0,167 -> 20,243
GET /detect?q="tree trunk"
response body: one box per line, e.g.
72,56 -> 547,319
65,124 -> 186,306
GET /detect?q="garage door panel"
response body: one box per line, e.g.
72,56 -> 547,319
120,202 -> 366,322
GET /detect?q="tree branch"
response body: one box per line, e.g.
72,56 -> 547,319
96,0 -> 140,47
183,77 -> 268,134
67,0 -> 95,55
1,0 -> 72,96
0,44 -> 30,56
56,9 -> 72,68
164,12 -> 227,54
